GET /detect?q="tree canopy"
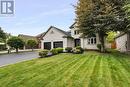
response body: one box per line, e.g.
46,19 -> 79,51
0,27 -> 6,42
106,31 -> 117,43
7,37 -> 25,53
27,40 -> 37,51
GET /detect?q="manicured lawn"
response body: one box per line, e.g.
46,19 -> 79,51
0,52 -> 130,87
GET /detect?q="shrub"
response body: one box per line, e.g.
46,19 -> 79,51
72,46 -> 84,54
97,44 -> 101,51
65,47 -> 72,53
56,48 -> 64,53
76,46 -> 84,53
39,50 -> 49,58
50,48 -> 58,55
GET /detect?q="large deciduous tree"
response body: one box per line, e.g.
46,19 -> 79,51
75,0 -> 129,52
7,37 -> 25,53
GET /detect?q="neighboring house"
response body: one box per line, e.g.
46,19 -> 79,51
18,34 -> 38,49
41,23 -> 108,50
36,32 -> 45,48
115,32 -> 130,52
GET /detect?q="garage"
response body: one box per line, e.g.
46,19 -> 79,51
44,42 -> 51,50
53,41 -> 63,48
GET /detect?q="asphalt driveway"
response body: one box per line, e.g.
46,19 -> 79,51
0,52 -> 39,67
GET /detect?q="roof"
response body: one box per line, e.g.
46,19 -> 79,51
115,32 -> 128,39
18,34 -> 36,38
70,22 -> 76,29
18,34 -> 37,42
36,32 -> 45,38
42,26 -> 71,38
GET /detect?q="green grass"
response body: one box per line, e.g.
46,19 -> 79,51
0,51 -> 130,87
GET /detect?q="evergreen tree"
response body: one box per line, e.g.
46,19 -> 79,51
75,0 -> 129,52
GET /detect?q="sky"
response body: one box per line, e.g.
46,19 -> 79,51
0,0 -> 77,36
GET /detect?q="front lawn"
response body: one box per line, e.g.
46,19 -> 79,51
0,52 -> 130,87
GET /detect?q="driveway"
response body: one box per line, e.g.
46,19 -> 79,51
0,52 -> 39,67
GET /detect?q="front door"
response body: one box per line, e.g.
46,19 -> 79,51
74,39 -> 81,47
44,42 -> 51,50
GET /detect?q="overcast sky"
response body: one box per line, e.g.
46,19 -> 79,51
0,0 -> 77,36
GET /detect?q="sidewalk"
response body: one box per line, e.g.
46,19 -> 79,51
0,49 -> 40,55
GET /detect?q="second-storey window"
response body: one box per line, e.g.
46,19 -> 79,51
88,37 -> 96,44
74,30 -> 80,35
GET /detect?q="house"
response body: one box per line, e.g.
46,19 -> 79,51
41,23 -> 106,50
115,32 -> 130,52
18,34 -> 39,49
36,32 -> 45,48
41,26 -> 73,50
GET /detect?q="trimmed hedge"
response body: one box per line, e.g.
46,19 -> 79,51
50,48 -> 58,55
39,50 -> 49,58
56,48 -> 64,53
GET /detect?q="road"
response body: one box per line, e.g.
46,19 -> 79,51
0,52 -> 39,67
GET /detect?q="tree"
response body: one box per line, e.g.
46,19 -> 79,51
27,40 -> 37,51
0,27 -> 6,42
75,0 -> 129,52
7,37 -> 25,53
106,31 -> 117,43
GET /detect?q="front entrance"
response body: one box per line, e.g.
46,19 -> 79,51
53,41 -> 63,48
44,42 -> 51,50
74,39 -> 81,47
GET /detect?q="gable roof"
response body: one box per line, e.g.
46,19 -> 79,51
42,26 -> 71,38
70,22 -> 76,29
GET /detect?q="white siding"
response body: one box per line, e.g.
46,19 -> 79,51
82,38 -> 98,49
116,34 -> 127,52
41,27 -> 67,49
67,38 -> 74,48
71,27 -> 82,39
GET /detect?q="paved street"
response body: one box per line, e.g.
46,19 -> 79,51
0,52 -> 39,67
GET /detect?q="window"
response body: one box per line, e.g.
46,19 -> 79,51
74,30 -> 80,35
88,37 -> 96,44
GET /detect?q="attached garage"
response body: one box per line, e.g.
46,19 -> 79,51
44,42 -> 51,50
41,26 -> 71,50
53,41 -> 63,48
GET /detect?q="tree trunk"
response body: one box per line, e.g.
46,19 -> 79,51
98,33 -> 106,53
16,48 -> 18,53
32,47 -> 33,51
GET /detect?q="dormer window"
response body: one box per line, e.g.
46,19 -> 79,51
74,30 -> 80,35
